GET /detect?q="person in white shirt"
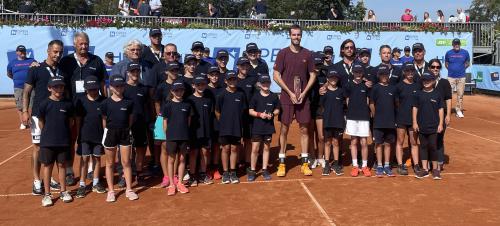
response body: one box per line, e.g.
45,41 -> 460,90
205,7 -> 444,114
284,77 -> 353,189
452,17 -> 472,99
448,15 -> 457,23
149,0 -> 162,16
436,10 -> 445,23
457,8 -> 466,22
363,9 -> 376,22
423,12 -> 432,22
118,0 -> 131,16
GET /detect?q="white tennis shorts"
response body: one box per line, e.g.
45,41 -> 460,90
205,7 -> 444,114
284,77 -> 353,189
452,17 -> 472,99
345,120 -> 370,137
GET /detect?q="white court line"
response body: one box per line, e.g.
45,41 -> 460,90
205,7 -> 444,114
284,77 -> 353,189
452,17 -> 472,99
448,127 -> 500,145
299,181 -> 337,226
2,170 -> 500,198
469,116 -> 500,125
0,129 -> 23,132
0,145 -> 33,166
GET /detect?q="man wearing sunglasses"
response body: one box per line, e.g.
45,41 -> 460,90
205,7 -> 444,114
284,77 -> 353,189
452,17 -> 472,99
331,39 -> 357,88
445,38 -> 470,118
151,43 -> 184,89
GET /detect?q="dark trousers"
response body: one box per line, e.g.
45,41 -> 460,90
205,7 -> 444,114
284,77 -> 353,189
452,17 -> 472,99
437,125 -> 446,163
419,133 -> 438,161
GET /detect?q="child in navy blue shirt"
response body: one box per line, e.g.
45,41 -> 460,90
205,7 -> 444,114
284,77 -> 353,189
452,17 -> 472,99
247,74 -> 280,182
344,63 -> 372,177
370,66 -> 397,177
162,80 -> 192,195
207,65 -> 223,180
413,72 -> 444,180
101,75 -> 137,202
38,76 -> 74,207
310,52 -> 328,170
216,70 -> 247,184
319,70 -> 345,176
185,74 -> 214,186
75,76 -> 106,199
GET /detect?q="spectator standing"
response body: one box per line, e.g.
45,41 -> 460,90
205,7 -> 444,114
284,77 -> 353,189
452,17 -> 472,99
327,6 -> 342,20
208,3 -> 219,18
7,45 -> 36,129
254,0 -> 267,19
118,0 -> 131,16
18,1 -> 34,13
448,15 -> 457,23
423,12 -> 432,22
401,8 -> 414,22
363,9 -> 376,21
457,8 -> 466,22
149,0 -> 162,16
138,0 -> 151,16
445,38 -> 470,118
436,10 -> 445,23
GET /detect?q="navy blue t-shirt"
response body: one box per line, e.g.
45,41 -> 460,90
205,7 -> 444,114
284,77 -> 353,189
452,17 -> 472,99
371,83 -> 397,128
370,64 -> 402,85
207,84 -> 223,132
435,78 -> 452,113
59,53 -> 106,99
124,83 -> 149,121
331,61 -> 352,88
100,98 -> 134,129
344,81 -> 370,121
187,93 -> 214,139
39,98 -> 74,147
445,49 -> 470,78
310,68 -> 327,108
25,62 -> 65,116
237,75 -> 257,104
249,91 -> 280,135
162,100 -> 192,141
395,81 -> 419,126
75,95 -> 106,143
154,81 -> 173,108
413,89 -> 444,134
320,88 -> 346,129
248,60 -> 269,78
216,89 -> 247,137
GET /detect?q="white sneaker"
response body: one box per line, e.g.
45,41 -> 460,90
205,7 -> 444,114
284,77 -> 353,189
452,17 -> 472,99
456,110 -> 464,118
59,191 -> 73,203
183,172 -> 190,181
318,159 -> 326,168
310,159 -> 318,169
19,124 -> 26,130
42,194 -> 53,207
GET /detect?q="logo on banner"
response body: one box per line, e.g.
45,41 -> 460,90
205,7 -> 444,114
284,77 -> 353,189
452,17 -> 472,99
213,47 -> 240,69
405,35 -> 419,41
245,33 -> 260,40
10,29 -> 29,36
110,31 -> 127,38
327,35 -> 341,40
201,32 -> 217,39
366,34 -> 380,40
436,39 -> 468,46
492,72 -> 499,83
6,49 -> 35,62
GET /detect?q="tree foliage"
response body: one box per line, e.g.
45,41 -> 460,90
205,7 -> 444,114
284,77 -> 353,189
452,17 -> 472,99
468,0 -> 499,22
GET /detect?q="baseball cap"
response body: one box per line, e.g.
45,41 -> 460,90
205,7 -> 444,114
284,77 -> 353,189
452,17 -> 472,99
47,76 -> 65,87
403,62 -> 415,71
193,74 -> 208,85
109,75 -> 126,86
236,57 -> 250,65
258,74 -> 271,83
405,8 -> 412,12
208,66 -> 219,74
323,46 -> 334,54
184,54 -> 197,63
216,49 -> 229,59
404,46 -> 411,52
246,43 -> 259,52
171,80 -> 185,90
16,45 -> 26,52
313,52 -> 325,65
149,28 -> 162,36
359,48 -> 370,55
127,62 -> 141,71
377,65 -> 390,76
225,70 -> 237,80
327,69 -> 341,79
84,76 -> 100,90
352,63 -> 364,73
204,47 -> 210,53
421,72 -> 435,81
105,52 -> 114,58
165,62 -> 180,71
392,48 -> 401,53
412,43 -> 425,52
452,38 -> 461,45
191,41 -> 204,51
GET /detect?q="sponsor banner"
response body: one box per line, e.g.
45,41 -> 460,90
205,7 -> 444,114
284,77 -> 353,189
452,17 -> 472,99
1,26 -> 473,94
471,65 -> 500,92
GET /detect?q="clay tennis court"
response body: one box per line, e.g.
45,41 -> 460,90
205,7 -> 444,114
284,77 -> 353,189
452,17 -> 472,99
0,94 -> 499,226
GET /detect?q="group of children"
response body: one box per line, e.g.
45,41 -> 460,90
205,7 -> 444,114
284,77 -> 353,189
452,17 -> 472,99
28,38 -> 448,208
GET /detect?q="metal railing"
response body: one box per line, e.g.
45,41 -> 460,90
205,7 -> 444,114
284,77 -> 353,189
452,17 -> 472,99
0,13 -> 496,49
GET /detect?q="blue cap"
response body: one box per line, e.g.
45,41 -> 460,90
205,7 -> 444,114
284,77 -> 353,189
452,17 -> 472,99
166,62 -> 180,71
404,46 -> 411,51
208,66 -> 219,74
403,62 -> 415,71
193,74 -> 208,85
47,76 -> 65,87
184,54 -> 196,63
84,76 -> 99,90
172,80 -> 185,90
246,43 -> 259,52
352,63 -> 364,73
127,62 -> 141,71
323,46 -> 334,54
313,52 -> 325,65
421,72 -> 435,81
359,48 -> 370,55
216,49 -> 229,59
191,41 -> 204,51
377,65 -> 390,76
109,75 -> 126,86
258,74 -> 271,83
327,69 -> 341,79
225,70 -> 237,80
236,57 -> 250,65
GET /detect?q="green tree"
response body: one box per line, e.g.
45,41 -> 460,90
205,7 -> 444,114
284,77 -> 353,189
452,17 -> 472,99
468,0 -> 500,22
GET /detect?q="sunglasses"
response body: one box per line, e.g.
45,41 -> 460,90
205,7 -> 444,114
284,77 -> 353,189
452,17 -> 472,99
343,46 -> 354,50
430,66 -> 441,69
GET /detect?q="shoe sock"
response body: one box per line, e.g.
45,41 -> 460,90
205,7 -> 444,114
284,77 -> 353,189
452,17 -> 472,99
352,159 -> 358,167
362,160 -> 368,167
34,179 -> 42,189
384,162 -> 390,168
92,178 -> 99,186
79,181 -> 85,187
301,153 -> 308,164
278,153 -> 286,164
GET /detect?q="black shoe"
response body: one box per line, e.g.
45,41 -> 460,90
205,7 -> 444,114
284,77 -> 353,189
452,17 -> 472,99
230,171 -> 240,184
76,186 -> 86,198
32,184 -> 43,196
413,164 -> 423,175
92,183 -> 107,193
247,170 -> 256,182
397,164 -> 409,175
322,162 -> 331,176
185,175 -> 198,187
262,169 -> 272,180
50,179 -> 61,191
65,174 -> 76,186
333,164 -> 344,176
432,169 -> 442,180
222,171 -> 230,184
415,169 -> 429,179
117,177 -> 126,188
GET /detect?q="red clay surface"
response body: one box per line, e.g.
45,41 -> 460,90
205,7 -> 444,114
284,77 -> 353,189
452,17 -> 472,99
0,94 -> 499,226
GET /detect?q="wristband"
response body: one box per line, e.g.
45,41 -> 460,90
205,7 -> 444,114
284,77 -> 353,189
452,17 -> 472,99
257,112 -> 262,118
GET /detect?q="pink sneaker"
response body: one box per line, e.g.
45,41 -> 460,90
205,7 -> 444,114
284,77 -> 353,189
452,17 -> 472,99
125,190 -> 139,201
106,191 -> 116,203
176,183 -> 189,194
167,186 -> 176,196
160,176 -> 170,187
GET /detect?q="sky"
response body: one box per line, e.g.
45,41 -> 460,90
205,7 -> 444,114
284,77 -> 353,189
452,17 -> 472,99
353,0 -> 472,22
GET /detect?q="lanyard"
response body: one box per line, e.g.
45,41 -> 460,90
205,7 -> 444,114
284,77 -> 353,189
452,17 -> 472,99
74,53 -> 87,80
343,63 -> 352,76
414,62 -> 426,77
45,66 -> 59,77
150,46 -> 162,62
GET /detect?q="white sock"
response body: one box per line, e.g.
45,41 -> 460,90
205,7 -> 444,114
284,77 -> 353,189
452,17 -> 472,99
278,153 -> 286,159
79,181 -> 85,187
50,177 -> 57,184
93,178 -> 99,186
34,179 -> 41,189
352,159 -> 358,167
301,153 -> 308,158
362,160 -> 368,167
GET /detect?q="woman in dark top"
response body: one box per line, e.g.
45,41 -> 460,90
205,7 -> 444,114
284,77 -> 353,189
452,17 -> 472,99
428,59 -> 452,171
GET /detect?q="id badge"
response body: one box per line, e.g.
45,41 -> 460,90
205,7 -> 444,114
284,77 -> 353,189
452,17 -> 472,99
75,80 -> 85,93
